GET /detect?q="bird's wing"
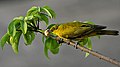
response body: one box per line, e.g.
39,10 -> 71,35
67,23 -> 106,39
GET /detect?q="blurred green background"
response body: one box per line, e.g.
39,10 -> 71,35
0,0 -> 120,67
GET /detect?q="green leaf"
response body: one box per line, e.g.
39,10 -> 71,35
14,16 -> 24,30
47,24 -> 55,29
45,37 -> 51,49
34,14 -> 41,20
44,44 -> 49,59
20,20 -> 27,34
50,38 -> 59,49
42,35 -> 45,44
50,48 -> 59,54
0,33 -> 10,49
24,15 -> 34,21
8,20 -> 16,37
42,6 -> 56,18
85,38 -> 92,57
44,37 -> 51,59
10,31 -> 22,54
84,21 -> 95,25
23,31 -> 35,45
6,34 -> 11,45
8,16 -> 24,37
44,37 -> 60,58
96,35 -> 101,39
79,38 -> 88,46
27,6 -> 38,16
83,38 -> 88,45
40,13 -> 49,25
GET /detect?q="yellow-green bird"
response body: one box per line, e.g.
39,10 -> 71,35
50,21 -> 119,41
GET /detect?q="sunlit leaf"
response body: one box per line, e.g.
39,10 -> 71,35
24,15 -> 34,21
8,20 -> 16,37
83,38 -> 88,45
78,38 -> 88,46
10,31 -> 22,54
27,6 -> 38,16
0,33 -> 10,49
85,38 -> 92,57
84,21 -> 95,25
20,20 -> 27,34
42,6 -> 56,18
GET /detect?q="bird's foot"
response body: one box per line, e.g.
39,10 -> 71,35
57,38 -> 64,44
74,42 -> 79,49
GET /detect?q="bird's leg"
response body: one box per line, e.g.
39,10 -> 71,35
57,38 -> 64,44
73,42 -> 78,49
74,41 -> 81,49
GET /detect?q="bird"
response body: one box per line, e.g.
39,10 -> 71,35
50,21 -> 119,41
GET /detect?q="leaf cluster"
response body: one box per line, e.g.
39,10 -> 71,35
0,6 -> 56,54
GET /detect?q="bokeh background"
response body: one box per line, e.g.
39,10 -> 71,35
0,0 -> 120,67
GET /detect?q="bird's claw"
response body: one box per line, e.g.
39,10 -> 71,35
57,38 -> 64,44
74,42 -> 79,49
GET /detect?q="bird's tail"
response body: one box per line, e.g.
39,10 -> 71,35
96,30 -> 119,35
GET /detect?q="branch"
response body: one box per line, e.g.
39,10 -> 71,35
44,29 -> 120,67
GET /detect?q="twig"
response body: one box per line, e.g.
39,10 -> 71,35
44,29 -> 120,67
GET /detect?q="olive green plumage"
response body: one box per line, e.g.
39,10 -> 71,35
50,21 -> 119,41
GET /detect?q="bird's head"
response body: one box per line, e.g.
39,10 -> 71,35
50,24 -> 59,32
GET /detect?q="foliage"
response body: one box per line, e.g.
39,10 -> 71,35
0,6 -> 56,54
0,6 -> 100,59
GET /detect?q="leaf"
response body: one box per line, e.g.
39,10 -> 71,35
44,37 -> 51,59
24,15 -> 34,21
85,38 -> 92,57
47,24 -> 55,29
14,16 -> 24,30
45,37 -> 51,49
44,37 -> 60,58
42,35 -> 45,44
34,14 -> 42,20
83,38 -> 88,45
8,20 -> 16,37
50,38 -> 59,49
0,33 -> 10,49
44,44 -> 49,59
10,31 -> 22,54
8,16 -> 24,37
84,21 -> 95,25
50,47 -> 59,54
40,13 -> 49,25
42,6 -> 56,18
78,38 -> 88,46
23,31 -> 35,45
96,35 -> 101,39
27,6 -> 38,16
6,34 -> 11,45
20,20 -> 27,34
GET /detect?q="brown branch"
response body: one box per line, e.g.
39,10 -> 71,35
63,39 -> 120,66
44,29 -> 120,67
